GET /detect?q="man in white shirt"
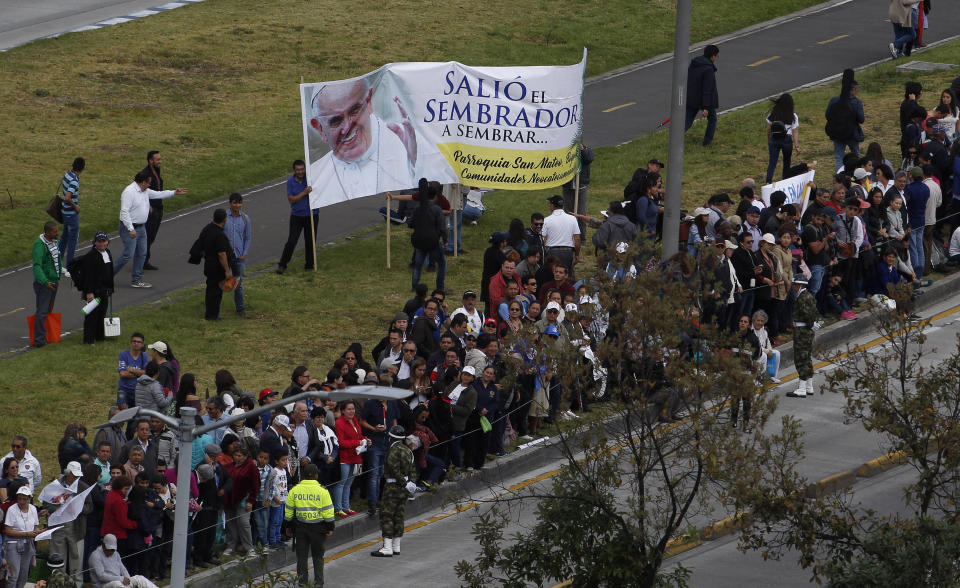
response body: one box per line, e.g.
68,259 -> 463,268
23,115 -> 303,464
113,170 -> 185,288
921,165 -> 942,275
3,436 -> 42,492
89,533 -> 159,588
450,290 -> 484,336
541,195 -> 581,279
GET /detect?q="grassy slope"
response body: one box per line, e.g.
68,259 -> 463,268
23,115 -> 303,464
0,0 -> 825,267
4,39 -> 959,478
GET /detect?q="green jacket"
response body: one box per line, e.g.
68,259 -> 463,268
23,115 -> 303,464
32,235 -> 62,285
46,569 -> 78,588
384,441 -> 415,482
793,289 -> 818,326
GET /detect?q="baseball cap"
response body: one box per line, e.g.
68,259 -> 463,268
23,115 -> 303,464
16,486 -> 32,497
859,198 -> 871,209
102,534 -> 118,550
547,195 -> 564,207
204,443 -> 222,457
94,231 -> 109,242
489,231 -> 509,244
910,166 -> 924,180
484,318 -> 498,327
760,233 -> 776,244
615,241 -> 629,254
461,366 -> 476,376
393,312 -> 409,322
648,158 -> 665,167
462,290 -> 477,299
723,239 -> 738,250
379,357 -> 399,372
65,461 -> 82,477
822,207 -> 838,220
843,197 -> 861,209
693,207 -> 711,217
147,341 -> 168,354
545,301 -> 562,312
544,324 -> 561,337
565,303 -> 579,313
853,168 -> 869,180
258,388 -> 277,401
273,414 -> 292,432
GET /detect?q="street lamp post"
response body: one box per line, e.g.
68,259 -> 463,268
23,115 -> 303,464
95,385 -> 413,587
662,0 -> 694,258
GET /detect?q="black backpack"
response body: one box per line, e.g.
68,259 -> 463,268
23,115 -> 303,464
824,97 -> 855,141
770,120 -> 787,140
410,203 -> 441,250
67,257 -> 85,291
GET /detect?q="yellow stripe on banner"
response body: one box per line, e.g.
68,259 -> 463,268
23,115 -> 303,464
748,55 -> 781,67
438,143 -> 579,191
602,102 -> 636,113
818,34 -> 849,45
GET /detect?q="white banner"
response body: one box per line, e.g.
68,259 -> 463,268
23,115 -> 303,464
761,170 -> 816,214
47,484 -> 94,527
300,52 -> 587,209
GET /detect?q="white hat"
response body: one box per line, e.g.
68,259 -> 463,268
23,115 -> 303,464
724,240 -> 738,250
65,461 -> 82,477
102,534 -> 118,550
461,366 -> 476,376
545,301 -> 562,312
760,233 -> 776,244
853,168 -> 869,180
230,407 -> 246,417
273,414 -> 291,432
16,486 -> 32,497
147,341 -> 168,354
615,241 -> 629,254
693,207 -> 711,217
565,303 -> 579,313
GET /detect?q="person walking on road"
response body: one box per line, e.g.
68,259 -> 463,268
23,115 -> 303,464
371,426 -> 416,558
824,69 -> 865,172
765,94 -> 800,184
786,276 -> 817,398
284,463 -> 335,587
141,150 -> 184,271
278,160 -> 318,274
888,0 -> 916,60
59,156 -> 85,272
32,221 -> 62,348
224,192 -> 252,317
685,44 -> 720,146
114,170 -> 186,288
198,209 -> 234,321
76,231 -> 115,344
409,178 -> 447,293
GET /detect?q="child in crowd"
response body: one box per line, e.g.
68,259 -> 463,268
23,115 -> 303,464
267,451 -> 288,548
253,449 -> 273,549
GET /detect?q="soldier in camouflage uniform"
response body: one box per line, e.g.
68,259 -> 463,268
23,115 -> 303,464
371,426 -> 417,558
787,276 -> 817,398
43,553 -> 78,588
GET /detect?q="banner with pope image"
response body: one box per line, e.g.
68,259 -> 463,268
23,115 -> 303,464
300,51 -> 587,209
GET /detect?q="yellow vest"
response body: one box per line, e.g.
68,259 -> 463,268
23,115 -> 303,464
284,479 -> 335,523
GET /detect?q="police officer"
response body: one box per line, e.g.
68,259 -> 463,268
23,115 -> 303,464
284,463 -> 335,587
786,276 -> 817,398
371,426 -> 417,557
43,552 -> 77,588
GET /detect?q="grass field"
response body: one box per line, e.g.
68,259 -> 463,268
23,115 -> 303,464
0,0 -> 830,268
3,37 -> 959,480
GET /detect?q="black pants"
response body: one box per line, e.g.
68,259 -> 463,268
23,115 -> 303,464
193,509 -> 217,563
280,214 -> 319,270
463,413 -> 488,469
205,277 -> 223,320
294,523 -> 327,587
82,295 -> 108,343
145,205 -> 163,263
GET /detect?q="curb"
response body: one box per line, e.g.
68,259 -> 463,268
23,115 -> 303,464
856,451 -> 906,477
804,469 -> 857,499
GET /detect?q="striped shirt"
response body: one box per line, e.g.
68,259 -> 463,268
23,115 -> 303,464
61,170 -> 79,215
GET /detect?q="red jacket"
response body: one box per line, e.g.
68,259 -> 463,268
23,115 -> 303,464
101,488 -> 138,539
335,416 -> 365,465
488,271 -> 522,311
225,458 -> 260,509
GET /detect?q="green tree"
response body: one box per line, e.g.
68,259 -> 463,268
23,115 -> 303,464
456,245 -> 806,588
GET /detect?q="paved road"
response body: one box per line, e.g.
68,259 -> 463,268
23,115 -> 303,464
2,0 -> 959,355
257,299 -> 960,587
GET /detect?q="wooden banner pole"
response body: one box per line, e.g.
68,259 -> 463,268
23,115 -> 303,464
386,193 -> 392,269
453,184 -> 459,258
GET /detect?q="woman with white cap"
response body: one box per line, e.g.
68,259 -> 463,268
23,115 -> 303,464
5,485 -> 43,588
687,207 -> 712,256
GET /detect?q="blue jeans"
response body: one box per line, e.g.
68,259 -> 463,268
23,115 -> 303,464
114,223 -> 148,282
267,504 -> 284,544
422,454 -> 446,483
411,246 -> 446,292
32,281 -> 58,346
766,135 -> 793,184
685,106 -> 717,145
253,505 -> 269,547
832,140 -> 860,172
446,210 -> 463,251
231,259 -> 246,311
449,433 -> 463,468
366,445 -> 387,508
892,22 -> 915,53
332,462 -> 355,512
60,213 -> 79,266
909,230 -> 925,277
808,264 -> 826,296
462,204 -> 483,223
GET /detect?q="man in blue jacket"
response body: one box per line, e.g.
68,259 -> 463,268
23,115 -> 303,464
904,166 -> 930,277
685,45 -> 720,146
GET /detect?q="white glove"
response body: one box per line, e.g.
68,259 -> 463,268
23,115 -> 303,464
812,320 -> 823,332
405,481 -> 417,494
355,444 -> 368,455
362,439 -> 369,448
